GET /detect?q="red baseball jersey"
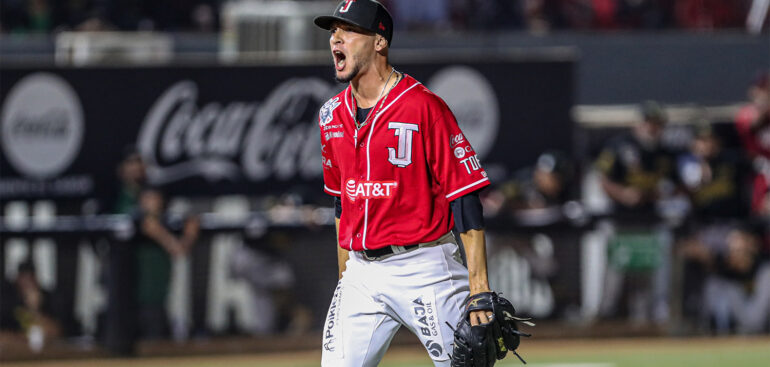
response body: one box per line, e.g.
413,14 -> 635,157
318,74 -> 490,251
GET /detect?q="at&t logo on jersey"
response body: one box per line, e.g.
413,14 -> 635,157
345,179 -> 398,202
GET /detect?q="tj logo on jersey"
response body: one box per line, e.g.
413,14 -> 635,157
346,179 -> 398,202
387,122 -> 419,167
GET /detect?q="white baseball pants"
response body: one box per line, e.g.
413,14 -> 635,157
321,237 -> 470,367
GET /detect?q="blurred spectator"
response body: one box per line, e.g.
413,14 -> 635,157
0,0 -> 220,33
133,187 -> 199,339
735,71 -> 770,160
735,72 -> 770,253
595,101 -> 676,214
675,0 -> 749,29
114,148 -> 147,215
1,0 -> 53,33
391,0 -> 451,31
616,0 -> 676,29
485,150 -> 575,217
676,122 -> 751,221
0,261 -> 61,352
680,226 -> 770,334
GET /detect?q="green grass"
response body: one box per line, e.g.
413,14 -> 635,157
508,348 -> 770,367
7,337 -> 770,367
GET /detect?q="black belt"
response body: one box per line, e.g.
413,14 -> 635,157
362,244 -> 419,259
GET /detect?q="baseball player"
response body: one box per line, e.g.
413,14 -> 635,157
314,1 -> 527,366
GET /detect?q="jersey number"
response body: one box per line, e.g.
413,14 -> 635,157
387,122 -> 419,167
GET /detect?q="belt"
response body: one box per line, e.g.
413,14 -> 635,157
362,244 -> 419,260
360,231 -> 455,261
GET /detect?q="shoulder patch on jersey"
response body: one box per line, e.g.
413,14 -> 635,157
319,97 -> 341,127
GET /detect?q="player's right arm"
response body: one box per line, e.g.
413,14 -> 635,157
319,97 -> 346,278
335,217 -> 349,279
595,147 -> 642,207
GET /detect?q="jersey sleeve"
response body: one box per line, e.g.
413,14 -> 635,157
425,98 -> 490,202
319,113 -> 341,198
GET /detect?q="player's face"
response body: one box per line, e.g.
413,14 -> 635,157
329,21 -> 377,83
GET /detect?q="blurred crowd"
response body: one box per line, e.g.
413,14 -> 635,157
1,0 -> 764,34
385,0 -> 758,32
483,71 -> 770,333
0,0 -> 220,33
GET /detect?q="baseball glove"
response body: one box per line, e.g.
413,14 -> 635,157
450,292 -> 533,367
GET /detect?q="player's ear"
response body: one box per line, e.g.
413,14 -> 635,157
375,34 -> 388,52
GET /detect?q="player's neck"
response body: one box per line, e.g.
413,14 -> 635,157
351,61 -> 394,109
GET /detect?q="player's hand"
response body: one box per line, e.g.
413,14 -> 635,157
469,309 -> 494,326
619,187 -> 643,207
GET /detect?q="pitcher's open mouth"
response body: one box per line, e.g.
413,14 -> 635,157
333,50 -> 346,71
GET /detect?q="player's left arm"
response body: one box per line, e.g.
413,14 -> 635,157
459,228 -> 494,326
423,95 -> 495,326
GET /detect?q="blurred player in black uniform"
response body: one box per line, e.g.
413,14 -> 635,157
594,101 -> 677,324
679,225 -> 770,334
500,150 -> 574,210
595,101 -> 677,215
674,121 -> 754,329
676,122 -> 751,221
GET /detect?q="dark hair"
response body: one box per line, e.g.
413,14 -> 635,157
17,260 -> 36,275
641,100 -> 667,125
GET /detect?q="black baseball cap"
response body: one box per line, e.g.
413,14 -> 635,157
314,0 -> 394,45
640,100 -> 667,125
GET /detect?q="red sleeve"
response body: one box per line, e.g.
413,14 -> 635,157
319,106 -> 341,197
425,97 -> 490,202
321,142 -> 341,197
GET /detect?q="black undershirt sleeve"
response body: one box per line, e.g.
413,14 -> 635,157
334,196 -> 342,218
450,191 -> 485,233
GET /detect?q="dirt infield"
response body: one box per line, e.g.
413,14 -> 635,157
4,336 -> 770,367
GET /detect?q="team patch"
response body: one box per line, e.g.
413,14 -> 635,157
345,179 -> 397,202
319,97 -> 341,127
411,291 -> 447,361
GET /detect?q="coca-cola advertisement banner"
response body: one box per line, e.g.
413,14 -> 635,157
0,61 -> 574,202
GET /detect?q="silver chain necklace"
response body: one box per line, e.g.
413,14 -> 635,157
355,67 -> 396,129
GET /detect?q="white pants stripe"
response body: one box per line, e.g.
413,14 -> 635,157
321,240 -> 470,367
